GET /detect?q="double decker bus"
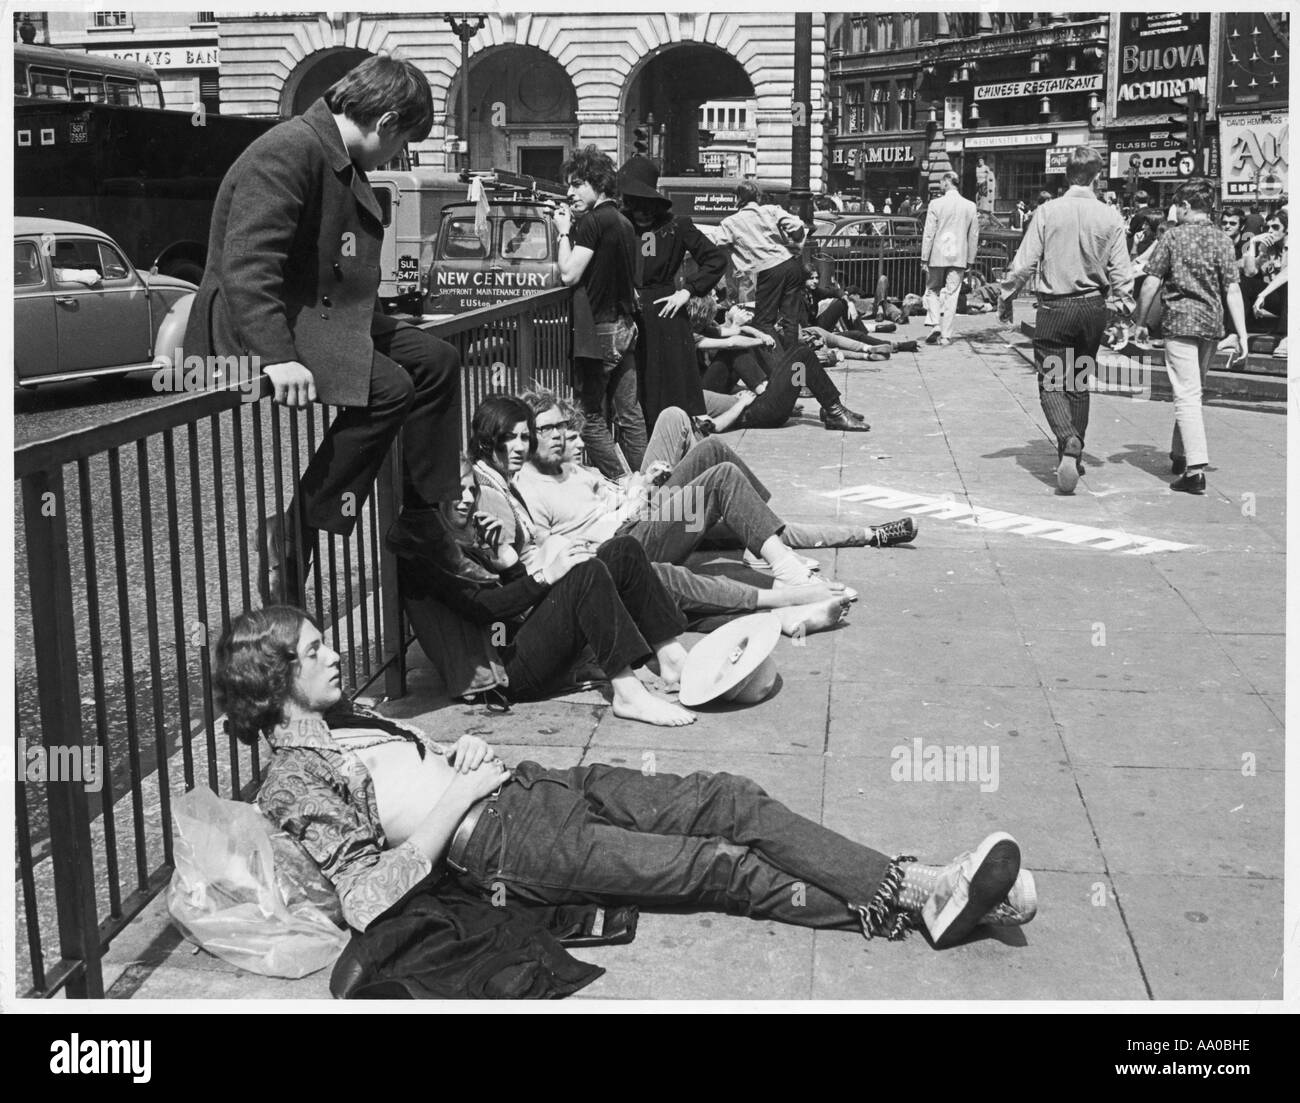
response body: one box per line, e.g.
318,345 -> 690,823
14,44 -> 276,282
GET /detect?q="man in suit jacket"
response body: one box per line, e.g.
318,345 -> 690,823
921,172 -> 980,346
184,55 -> 488,604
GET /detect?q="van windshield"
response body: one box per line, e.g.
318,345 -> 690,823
499,217 -> 548,260
443,217 -> 489,259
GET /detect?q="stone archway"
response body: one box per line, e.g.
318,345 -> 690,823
621,43 -> 757,175
281,46 -> 372,117
447,44 -> 579,178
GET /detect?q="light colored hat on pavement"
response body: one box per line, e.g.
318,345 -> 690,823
679,612 -> 782,707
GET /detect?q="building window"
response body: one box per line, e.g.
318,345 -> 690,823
998,154 -> 1047,210
843,83 -> 865,134
870,84 -> 888,133
898,98 -> 914,131
93,12 -> 129,28
200,74 -> 220,115
196,11 -> 216,22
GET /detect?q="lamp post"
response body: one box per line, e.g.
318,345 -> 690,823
790,12 -> 813,224
445,13 -> 486,172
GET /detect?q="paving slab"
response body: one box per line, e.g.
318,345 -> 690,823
833,625 -> 1038,688
1074,766 -> 1283,878
1209,633 -> 1287,695
1045,686 -> 1284,770
1112,873 -> 1284,1001
1021,629 -> 1256,694
829,682 -> 1064,763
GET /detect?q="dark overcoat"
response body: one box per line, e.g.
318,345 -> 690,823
183,98 -> 384,407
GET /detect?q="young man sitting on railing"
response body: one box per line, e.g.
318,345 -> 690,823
184,55 -> 492,608
214,605 -> 1037,947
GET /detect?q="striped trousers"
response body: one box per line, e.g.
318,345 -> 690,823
1032,292 -> 1108,457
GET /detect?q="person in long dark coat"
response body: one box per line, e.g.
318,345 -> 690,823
618,155 -> 727,431
184,55 -> 487,603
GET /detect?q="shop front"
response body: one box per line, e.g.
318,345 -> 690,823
953,126 -> 1094,216
829,135 -> 926,211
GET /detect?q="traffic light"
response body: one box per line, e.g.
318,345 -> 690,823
1169,90 -> 1206,166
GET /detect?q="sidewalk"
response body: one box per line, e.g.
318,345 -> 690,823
98,312 -> 1286,1002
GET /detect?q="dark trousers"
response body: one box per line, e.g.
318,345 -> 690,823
576,316 -> 646,478
755,256 -> 807,347
459,761 -> 891,927
503,537 -> 685,698
701,344 -> 841,427
1032,293 -> 1108,457
296,314 -> 462,537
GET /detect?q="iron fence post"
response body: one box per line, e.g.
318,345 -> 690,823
518,312 -> 536,389
21,469 -> 104,997
376,447 -> 406,699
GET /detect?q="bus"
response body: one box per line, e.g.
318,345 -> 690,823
14,44 -> 276,281
14,42 -> 165,108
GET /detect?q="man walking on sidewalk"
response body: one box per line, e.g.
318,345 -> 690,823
921,173 -> 980,347
998,146 -> 1135,494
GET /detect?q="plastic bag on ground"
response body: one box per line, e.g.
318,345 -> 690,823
166,786 -> 349,978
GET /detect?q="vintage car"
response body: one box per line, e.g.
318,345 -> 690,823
14,216 -> 196,386
810,211 -> 1020,298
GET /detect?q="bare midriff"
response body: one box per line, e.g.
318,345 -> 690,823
333,735 -> 457,847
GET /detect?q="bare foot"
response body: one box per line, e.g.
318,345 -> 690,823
653,642 -> 691,689
759,580 -> 836,607
776,596 -> 851,637
777,576 -> 858,602
612,690 -> 696,727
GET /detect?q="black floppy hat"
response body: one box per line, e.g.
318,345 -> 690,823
619,154 -> 672,207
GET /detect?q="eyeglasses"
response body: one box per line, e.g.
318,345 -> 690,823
536,420 -> 571,436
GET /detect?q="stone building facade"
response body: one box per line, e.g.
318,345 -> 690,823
215,10 -> 825,188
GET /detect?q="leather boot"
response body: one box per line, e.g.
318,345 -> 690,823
821,403 -> 871,432
386,508 -> 498,584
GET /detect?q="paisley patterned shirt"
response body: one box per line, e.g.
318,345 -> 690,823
257,715 -> 444,931
1144,221 -> 1240,339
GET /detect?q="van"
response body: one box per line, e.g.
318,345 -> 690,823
369,168 -> 471,312
419,197 -> 561,319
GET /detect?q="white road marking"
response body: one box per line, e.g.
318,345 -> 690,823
831,483 -> 1194,555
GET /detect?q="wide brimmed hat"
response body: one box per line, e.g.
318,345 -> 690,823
619,154 -> 672,207
679,612 -> 782,707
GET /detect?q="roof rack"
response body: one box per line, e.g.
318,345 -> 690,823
459,168 -> 567,202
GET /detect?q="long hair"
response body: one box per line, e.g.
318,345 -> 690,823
214,606 -> 313,746
323,54 -> 434,139
469,395 -> 537,468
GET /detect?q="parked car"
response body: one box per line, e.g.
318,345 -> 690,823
14,217 -> 196,386
810,211 -> 1018,299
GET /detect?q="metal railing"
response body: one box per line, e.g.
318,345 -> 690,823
13,285 -> 574,998
815,234 -> 1015,300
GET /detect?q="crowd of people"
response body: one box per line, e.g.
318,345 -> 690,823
186,54 -> 1293,983
197,56 -> 1040,977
